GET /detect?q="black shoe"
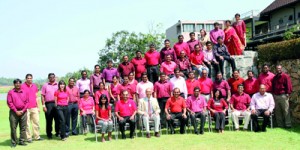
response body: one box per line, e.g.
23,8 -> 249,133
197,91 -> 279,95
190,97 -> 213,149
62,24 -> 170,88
262,128 -> 266,132
72,133 -> 78,136
130,135 -> 134,139
200,131 -> 204,135
55,133 -> 59,137
48,136 -> 53,140
121,134 -> 126,139
35,138 -> 44,141
194,131 -> 199,135
19,142 -> 27,146
27,139 -> 33,143
11,144 -> 16,148
170,130 -> 175,134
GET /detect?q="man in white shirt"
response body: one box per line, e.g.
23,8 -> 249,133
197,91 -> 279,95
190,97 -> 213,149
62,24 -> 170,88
76,70 -> 91,98
136,73 -> 154,100
170,68 -> 188,99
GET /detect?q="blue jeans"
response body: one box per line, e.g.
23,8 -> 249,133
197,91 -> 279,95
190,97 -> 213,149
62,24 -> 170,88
191,65 -> 209,78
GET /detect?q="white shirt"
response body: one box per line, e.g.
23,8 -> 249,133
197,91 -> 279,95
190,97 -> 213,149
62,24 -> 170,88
170,76 -> 188,99
250,92 -> 275,112
76,78 -> 91,93
136,81 -> 154,99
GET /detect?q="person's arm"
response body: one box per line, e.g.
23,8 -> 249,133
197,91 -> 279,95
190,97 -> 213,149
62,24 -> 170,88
90,75 -> 94,95
210,31 -> 216,44
137,100 -> 145,115
183,79 -> 188,99
54,95 -> 58,107
108,108 -> 112,121
7,91 -> 17,113
95,109 -> 101,120
108,85 -> 115,101
268,94 -> 275,113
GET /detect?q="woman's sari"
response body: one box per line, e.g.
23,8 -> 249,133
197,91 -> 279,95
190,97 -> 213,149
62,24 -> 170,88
233,20 -> 246,46
224,27 -> 244,55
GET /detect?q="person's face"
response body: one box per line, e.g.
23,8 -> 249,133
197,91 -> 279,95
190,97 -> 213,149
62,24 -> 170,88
123,56 -> 129,62
217,38 -> 223,44
82,72 -> 87,79
59,84 -> 65,90
146,90 -> 152,97
238,86 -> 244,94
200,30 -> 205,36
129,73 -> 134,80
276,66 -> 282,74
202,70 -> 208,78
150,46 -> 155,51
165,41 -> 170,48
95,66 -> 100,73
195,46 -> 200,52
233,71 -> 239,79
112,77 -> 118,83
194,89 -> 200,97
136,52 -> 142,58
69,79 -> 75,86
262,66 -> 269,73
206,44 -> 212,50
235,15 -> 240,21
84,92 -> 90,98
160,75 -> 166,81
259,85 -> 266,95
26,76 -> 33,84
214,24 -> 219,29
178,36 -> 184,43
101,98 -> 107,104
188,73 -> 194,79
247,72 -> 254,79
108,62 -> 113,68
166,55 -> 171,62
225,22 -> 231,27
123,77 -> 129,84
122,91 -> 129,100
180,51 -> 185,58
49,75 -> 55,82
142,75 -> 148,82
100,83 -> 105,89
190,34 -> 195,40
215,90 -> 220,98
216,73 -> 222,80
173,89 -> 180,98
14,82 -> 21,89
175,71 -> 180,77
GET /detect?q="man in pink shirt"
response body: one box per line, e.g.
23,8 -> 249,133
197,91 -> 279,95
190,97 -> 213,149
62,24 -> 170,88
160,39 -> 177,63
76,70 -> 91,98
210,22 -> 225,45
173,35 -> 191,58
131,50 -> 147,82
41,73 -> 59,139
258,64 -> 275,92
199,69 -> 213,102
145,44 -> 160,83
21,74 -> 43,143
7,79 -> 29,147
117,76 -> 136,102
186,72 -> 200,97
175,50 -> 192,78
213,72 -> 231,101
244,70 -> 259,97
90,65 -> 102,95
136,73 -> 154,99
115,90 -> 137,139
186,87 -> 207,135
190,44 -> 209,78
66,78 -> 80,136
187,32 -> 201,53
160,54 -> 177,78
118,55 -> 135,79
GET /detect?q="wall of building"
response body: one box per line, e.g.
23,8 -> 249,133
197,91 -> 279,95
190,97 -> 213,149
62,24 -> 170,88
166,23 -> 180,44
270,7 -> 296,30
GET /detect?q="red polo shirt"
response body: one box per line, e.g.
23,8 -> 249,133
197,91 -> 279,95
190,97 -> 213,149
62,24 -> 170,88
165,96 -> 186,113
230,93 -> 251,111
145,50 -> 160,66
115,99 -> 137,117
272,72 -> 293,95
131,57 -> 147,78
190,52 -> 204,65
186,79 -> 200,95
154,80 -> 172,98
118,83 -> 136,99
118,62 -> 135,77
227,77 -> 244,94
243,77 -> 258,95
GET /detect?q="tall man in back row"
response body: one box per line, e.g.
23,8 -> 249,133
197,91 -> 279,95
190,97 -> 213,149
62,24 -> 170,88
145,44 -> 160,83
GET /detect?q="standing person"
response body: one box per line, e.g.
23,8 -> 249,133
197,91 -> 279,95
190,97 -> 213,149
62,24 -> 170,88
203,41 -> 219,78
186,87 -> 207,135
233,13 -> 246,46
250,84 -> 275,132
102,60 -> 119,88
243,70 -> 259,97
207,89 -> 228,133
186,71 -> 200,97
213,36 -> 236,76
109,75 -> 121,102
76,70 -> 91,98
272,65 -> 293,128
7,79 -> 29,147
131,50 -> 147,82
190,44 -> 209,78
210,22 -> 225,45
66,78 -> 80,136
41,73 -> 59,139
173,35 -> 191,58
21,74 -> 43,143
145,44 -> 160,83
136,73 -> 154,99
90,65 -> 102,96
227,70 -> 244,95
170,68 -> 188,99
213,72 -> 231,102
160,39 -> 177,63
199,69 -> 214,102
175,50 -> 192,79
95,94 -> 113,142
160,54 -> 177,79
258,64 -> 275,93
199,29 -> 210,50
224,20 -> 244,55
54,80 -> 69,141
154,73 -> 172,126
115,90 -> 137,139
138,88 -> 161,138
128,72 -> 138,87
165,88 -> 188,134
118,55 -> 135,79
95,82 -> 110,104
79,90 -> 95,134
117,76 -> 136,102
187,32 -> 201,53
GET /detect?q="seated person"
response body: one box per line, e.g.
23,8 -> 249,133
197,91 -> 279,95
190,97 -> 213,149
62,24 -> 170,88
190,44 -> 209,78
79,90 -> 95,134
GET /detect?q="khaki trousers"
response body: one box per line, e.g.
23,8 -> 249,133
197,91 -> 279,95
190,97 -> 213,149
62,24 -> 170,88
26,107 -> 40,140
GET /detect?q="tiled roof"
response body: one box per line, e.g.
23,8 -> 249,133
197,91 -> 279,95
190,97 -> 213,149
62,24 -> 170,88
260,0 -> 299,15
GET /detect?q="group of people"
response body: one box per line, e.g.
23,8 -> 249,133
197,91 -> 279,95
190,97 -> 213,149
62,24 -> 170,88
7,13 -> 293,148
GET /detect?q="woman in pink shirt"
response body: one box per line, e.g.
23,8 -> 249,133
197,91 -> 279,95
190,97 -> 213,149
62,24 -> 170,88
128,72 -> 138,86
95,82 -> 110,104
54,80 -> 69,141
79,90 -> 95,134
109,75 -> 121,103
95,94 -> 113,142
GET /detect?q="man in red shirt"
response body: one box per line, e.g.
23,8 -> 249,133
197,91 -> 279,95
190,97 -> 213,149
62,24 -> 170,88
131,50 -> 146,82
258,64 -> 275,92
272,65 -> 293,128
175,50 -> 192,79
160,39 -> 177,62
66,78 -> 80,136
173,35 -> 191,58
243,70 -> 259,97
228,70 -> 244,95
190,44 -> 209,78
165,88 -> 188,134
213,72 -> 231,102
118,55 -> 135,79
199,69 -> 213,102
117,76 -> 136,102
186,72 -> 200,97
145,44 -> 160,83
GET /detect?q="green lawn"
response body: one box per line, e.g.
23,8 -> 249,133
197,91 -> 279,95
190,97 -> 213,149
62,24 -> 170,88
0,100 -> 300,150
0,86 -> 12,93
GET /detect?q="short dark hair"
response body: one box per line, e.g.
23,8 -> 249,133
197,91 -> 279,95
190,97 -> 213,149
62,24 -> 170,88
141,72 -> 148,77
136,50 -> 142,54
247,70 -> 253,74
217,36 -> 223,40
48,73 -> 55,78
263,64 -> 269,68
225,20 -> 231,24
233,69 -> 240,73
83,89 -> 90,94
238,84 -> 244,88
81,70 -> 87,75
107,60 -> 113,64
178,35 -> 184,39
94,65 -> 100,69
189,32 -> 195,36
25,74 -> 33,79
235,13 -> 240,17
194,87 -> 200,91
13,79 -> 22,84
160,72 -> 166,76
174,68 -> 181,73
214,22 -> 220,26
149,43 -> 155,47
68,77 -> 75,82
206,41 -> 212,45
164,39 -> 170,43
194,44 -> 200,48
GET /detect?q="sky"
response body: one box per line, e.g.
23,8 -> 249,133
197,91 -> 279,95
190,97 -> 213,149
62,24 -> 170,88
0,0 -> 274,79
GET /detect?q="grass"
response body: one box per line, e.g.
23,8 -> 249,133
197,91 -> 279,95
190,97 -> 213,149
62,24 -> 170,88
0,86 -> 12,93
0,100 -> 300,150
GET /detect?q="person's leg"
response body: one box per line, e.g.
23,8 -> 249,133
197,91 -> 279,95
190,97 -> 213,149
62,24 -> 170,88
190,113 -> 197,133
128,117 -> 136,138
31,107 -> 41,140
214,113 -> 220,130
220,113 -> 225,131
242,111 -> 251,130
158,98 -> 167,126
176,113 -> 187,134
53,105 -> 60,136
204,62 -> 212,78
218,59 -> 225,76
142,115 -> 150,133
147,67 -> 153,83
19,112 -> 27,144
101,121 -> 108,134
167,113 -> 175,133
66,104 -> 72,136
262,110 -> 270,131
107,121 -> 113,140
9,110 -> 18,146
57,107 -> 66,139
282,95 -> 291,127
232,110 -> 241,130
118,117 -> 127,137
153,66 -> 159,83
25,108 -> 32,141
212,61 -> 219,77
81,115 -> 87,132
199,112 -> 206,133
192,65 -> 200,78
274,95 -> 284,127
45,103 -> 54,138
72,104 -> 79,135
152,115 -> 160,133
224,56 -> 236,72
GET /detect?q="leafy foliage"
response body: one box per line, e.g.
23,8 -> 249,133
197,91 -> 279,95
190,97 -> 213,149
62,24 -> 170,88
283,25 -> 300,40
58,68 -> 93,83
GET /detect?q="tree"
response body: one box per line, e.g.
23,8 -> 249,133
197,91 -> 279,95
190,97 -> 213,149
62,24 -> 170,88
98,23 -> 165,67
58,68 -> 93,84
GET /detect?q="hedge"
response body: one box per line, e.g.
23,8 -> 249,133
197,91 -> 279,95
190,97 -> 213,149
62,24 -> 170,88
257,38 -> 300,63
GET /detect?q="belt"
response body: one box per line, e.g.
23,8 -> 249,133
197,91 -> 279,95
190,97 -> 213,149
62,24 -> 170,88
147,64 -> 158,67
69,102 -> 78,104
202,93 -> 210,95
106,81 -> 113,83
274,93 -> 287,95
45,101 -> 55,104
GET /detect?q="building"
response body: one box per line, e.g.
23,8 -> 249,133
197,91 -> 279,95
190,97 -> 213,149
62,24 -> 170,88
166,20 -> 224,43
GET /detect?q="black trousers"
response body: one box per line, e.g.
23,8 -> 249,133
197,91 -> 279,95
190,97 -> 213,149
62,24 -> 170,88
180,69 -> 189,79
251,109 -> 270,132
167,112 -> 188,134
147,65 -> 159,83
204,61 -> 219,78
118,116 -> 136,137
9,110 -> 27,145
190,112 -> 206,132
217,56 -> 236,76
45,102 -> 60,138
214,112 -> 225,130
158,97 -> 169,126
57,105 -> 68,139
81,114 -> 95,131
66,103 -> 78,135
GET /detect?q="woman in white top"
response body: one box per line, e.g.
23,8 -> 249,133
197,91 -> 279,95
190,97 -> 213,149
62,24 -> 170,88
199,29 -> 210,50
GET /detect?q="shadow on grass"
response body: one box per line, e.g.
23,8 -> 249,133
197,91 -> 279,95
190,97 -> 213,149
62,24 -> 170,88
0,139 -> 11,147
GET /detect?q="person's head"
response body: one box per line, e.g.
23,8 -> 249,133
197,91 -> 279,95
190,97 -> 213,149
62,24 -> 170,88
25,74 -> 33,84
48,73 -> 55,82
193,87 -> 200,97
276,64 -> 282,74
216,72 -> 223,82
262,64 -> 269,73
123,76 -> 129,84
112,75 -> 119,84
123,55 -> 129,63
68,77 -> 75,86
149,44 -> 155,51
202,69 -> 208,78
99,94 -> 109,108
178,35 -> 184,43
188,71 -> 195,79
94,65 -> 101,73
136,50 -> 142,58
83,90 -> 90,98
13,79 -> 22,90
166,54 -> 172,62
237,84 -> 244,94
107,60 -> 113,68
213,89 -> 222,99
164,39 -> 170,48
160,72 -> 166,81
189,32 -> 195,40
225,20 -> 231,27
235,13 -> 241,21
206,41 -> 212,50
121,90 -> 129,101
173,88 -> 181,98
217,36 -> 224,44
214,22 -> 220,29
145,88 -> 152,98
233,70 -> 240,79
58,80 -> 66,92
81,70 -> 88,79
200,29 -> 206,37
247,70 -> 254,79
259,84 -> 266,95
99,82 -> 105,90
180,50 -> 186,58
141,73 -> 148,82
174,68 -> 181,78
128,72 -> 134,80
194,44 -> 201,52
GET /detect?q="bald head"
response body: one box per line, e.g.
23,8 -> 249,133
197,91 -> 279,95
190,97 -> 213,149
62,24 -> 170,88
146,88 -> 153,98
259,84 -> 266,95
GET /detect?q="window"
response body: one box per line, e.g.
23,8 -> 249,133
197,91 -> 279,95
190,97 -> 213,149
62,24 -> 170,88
289,15 -> 293,21
196,24 -> 204,31
205,24 -> 214,31
182,24 -> 195,32
176,25 -> 181,34
279,18 -> 283,24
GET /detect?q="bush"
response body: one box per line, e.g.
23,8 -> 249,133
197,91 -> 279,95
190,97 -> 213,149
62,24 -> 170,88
257,38 -> 300,63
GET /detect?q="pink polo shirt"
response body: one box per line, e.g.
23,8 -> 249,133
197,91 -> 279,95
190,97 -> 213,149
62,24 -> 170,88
118,83 -> 136,99
136,81 -> 154,99
115,99 -> 137,117
186,79 -> 200,95
21,83 -> 38,109
7,89 -> 29,113
54,91 -> 69,106
258,72 -> 275,92
160,61 -> 177,75
186,95 -> 207,112
41,82 -> 58,102
66,86 -> 80,103
199,77 -> 213,94
95,89 -> 110,104
145,50 -> 160,66
79,96 -> 95,115
173,42 -> 191,57
213,80 -> 231,97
